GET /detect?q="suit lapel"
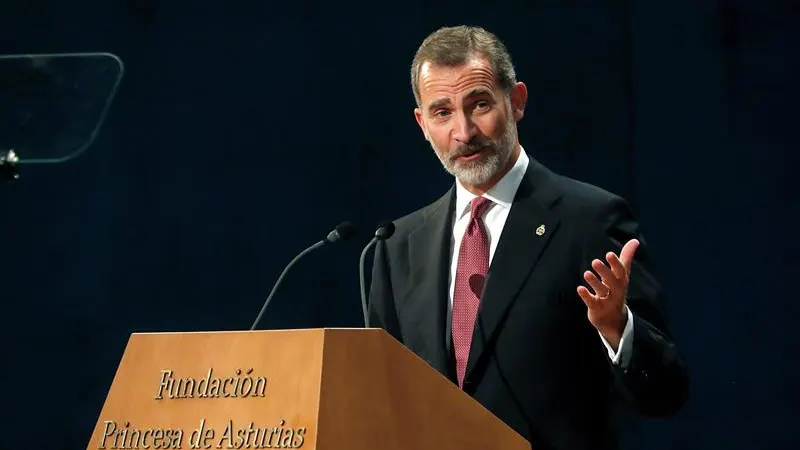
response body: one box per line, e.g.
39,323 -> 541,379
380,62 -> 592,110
465,160 -> 562,381
401,188 -> 456,381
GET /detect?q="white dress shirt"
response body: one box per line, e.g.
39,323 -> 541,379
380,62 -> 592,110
448,146 -> 634,368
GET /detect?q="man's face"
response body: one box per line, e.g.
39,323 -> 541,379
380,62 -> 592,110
414,54 -> 526,188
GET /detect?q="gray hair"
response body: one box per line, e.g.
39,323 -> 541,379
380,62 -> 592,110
410,25 -> 518,106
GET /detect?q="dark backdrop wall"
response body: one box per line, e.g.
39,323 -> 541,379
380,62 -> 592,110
0,1 -> 796,449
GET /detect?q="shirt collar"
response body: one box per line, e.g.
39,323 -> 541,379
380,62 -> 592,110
454,145 -> 530,220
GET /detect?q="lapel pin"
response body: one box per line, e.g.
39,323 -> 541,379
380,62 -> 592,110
535,224 -> 546,236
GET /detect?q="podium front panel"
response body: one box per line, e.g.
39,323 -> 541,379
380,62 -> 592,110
86,330 -> 325,450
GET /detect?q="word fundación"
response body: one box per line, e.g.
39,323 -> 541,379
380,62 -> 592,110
155,368 -> 268,400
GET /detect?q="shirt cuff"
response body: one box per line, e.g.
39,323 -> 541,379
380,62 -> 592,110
599,305 -> 634,369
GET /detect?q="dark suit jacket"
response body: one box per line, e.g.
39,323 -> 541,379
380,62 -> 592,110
368,157 -> 689,450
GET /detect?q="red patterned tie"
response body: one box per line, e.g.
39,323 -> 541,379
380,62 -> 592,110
452,196 -> 493,388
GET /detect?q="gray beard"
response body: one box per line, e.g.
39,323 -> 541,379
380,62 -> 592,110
432,117 -> 517,187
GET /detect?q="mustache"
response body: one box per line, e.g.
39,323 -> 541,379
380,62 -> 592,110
450,140 -> 493,159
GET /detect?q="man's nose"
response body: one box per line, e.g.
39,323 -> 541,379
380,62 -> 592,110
452,112 -> 477,143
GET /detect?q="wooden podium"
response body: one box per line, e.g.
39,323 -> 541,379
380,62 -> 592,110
87,328 -> 531,450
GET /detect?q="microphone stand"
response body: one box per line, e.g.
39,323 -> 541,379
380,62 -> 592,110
249,240 -> 326,331
248,221 -> 355,331
358,222 -> 395,328
359,238 -> 378,327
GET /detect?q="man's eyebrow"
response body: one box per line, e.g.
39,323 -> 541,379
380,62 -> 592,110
465,88 -> 493,99
428,98 -> 451,111
427,89 -> 494,111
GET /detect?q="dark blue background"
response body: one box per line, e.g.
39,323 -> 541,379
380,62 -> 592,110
1,1 -> 797,448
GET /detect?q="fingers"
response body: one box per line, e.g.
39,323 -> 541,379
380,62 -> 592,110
579,238 -> 640,309
583,270 -> 609,298
605,252 -> 627,280
619,238 -> 640,270
591,258 -> 617,286
592,258 -> 626,296
577,286 -> 597,308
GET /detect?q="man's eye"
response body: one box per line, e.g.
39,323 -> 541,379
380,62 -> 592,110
434,110 -> 451,117
475,101 -> 490,109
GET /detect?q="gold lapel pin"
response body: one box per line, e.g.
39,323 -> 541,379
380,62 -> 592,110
535,224 -> 546,236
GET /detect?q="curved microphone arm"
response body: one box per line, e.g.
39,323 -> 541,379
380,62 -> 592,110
249,239 -> 327,331
359,237 -> 379,327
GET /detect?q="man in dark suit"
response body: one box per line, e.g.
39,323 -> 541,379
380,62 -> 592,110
367,25 -> 689,450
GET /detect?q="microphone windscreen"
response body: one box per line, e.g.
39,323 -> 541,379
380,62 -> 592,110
333,221 -> 357,241
375,221 -> 396,240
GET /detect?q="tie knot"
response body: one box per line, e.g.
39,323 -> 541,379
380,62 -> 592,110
470,196 -> 493,220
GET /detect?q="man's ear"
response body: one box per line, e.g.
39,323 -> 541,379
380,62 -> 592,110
511,82 -> 528,121
414,107 -> 431,141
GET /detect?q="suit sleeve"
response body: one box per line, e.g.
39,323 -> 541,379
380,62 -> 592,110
585,195 -> 690,417
367,239 -> 403,341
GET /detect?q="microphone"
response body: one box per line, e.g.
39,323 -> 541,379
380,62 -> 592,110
359,221 -> 396,327
249,221 -> 356,331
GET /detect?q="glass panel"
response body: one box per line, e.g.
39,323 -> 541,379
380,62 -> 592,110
0,52 -> 123,165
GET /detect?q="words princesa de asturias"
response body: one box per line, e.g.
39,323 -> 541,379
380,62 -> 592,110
98,368 -> 307,449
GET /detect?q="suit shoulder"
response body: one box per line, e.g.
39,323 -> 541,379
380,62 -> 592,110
537,167 -> 642,252
387,189 -> 452,240
547,170 -> 631,217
